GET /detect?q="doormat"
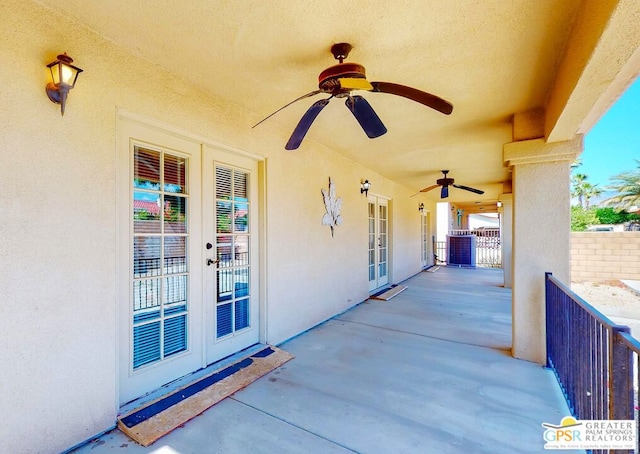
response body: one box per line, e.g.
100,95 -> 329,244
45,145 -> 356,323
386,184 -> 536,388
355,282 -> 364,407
117,346 -> 294,447
370,284 -> 407,301
426,266 -> 440,273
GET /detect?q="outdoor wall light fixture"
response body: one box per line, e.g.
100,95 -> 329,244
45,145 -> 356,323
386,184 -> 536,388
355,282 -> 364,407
418,203 -> 424,213
360,179 -> 370,196
45,53 -> 83,116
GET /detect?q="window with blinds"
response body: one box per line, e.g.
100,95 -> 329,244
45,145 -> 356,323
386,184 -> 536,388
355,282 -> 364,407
215,165 -> 250,338
132,146 -> 189,369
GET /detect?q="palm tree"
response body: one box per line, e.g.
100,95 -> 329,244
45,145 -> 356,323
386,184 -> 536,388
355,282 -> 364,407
571,173 -> 588,208
571,172 -> 603,209
601,160 -> 640,211
583,182 -> 603,209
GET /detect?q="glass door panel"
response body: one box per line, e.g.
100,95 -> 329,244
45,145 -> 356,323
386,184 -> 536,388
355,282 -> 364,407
203,148 -> 260,366
378,204 -> 388,282
132,146 -> 189,370
215,165 -> 250,338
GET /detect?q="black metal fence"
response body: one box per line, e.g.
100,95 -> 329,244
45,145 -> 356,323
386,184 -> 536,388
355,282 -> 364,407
545,272 -> 638,453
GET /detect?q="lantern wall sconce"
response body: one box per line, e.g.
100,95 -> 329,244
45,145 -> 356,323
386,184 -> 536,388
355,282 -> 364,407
46,53 -> 83,116
418,203 -> 424,213
360,179 -> 370,196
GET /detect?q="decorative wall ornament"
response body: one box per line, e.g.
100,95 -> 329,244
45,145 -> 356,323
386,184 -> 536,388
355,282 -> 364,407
321,177 -> 343,237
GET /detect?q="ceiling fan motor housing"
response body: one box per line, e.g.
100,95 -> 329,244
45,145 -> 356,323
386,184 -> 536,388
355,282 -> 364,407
318,63 -> 367,93
437,177 -> 454,186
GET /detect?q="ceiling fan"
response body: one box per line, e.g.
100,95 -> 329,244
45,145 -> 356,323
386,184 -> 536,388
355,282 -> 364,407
418,170 -> 484,199
253,43 -> 453,150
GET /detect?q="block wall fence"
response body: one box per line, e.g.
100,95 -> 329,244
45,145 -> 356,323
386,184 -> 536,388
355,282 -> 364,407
571,232 -> 640,282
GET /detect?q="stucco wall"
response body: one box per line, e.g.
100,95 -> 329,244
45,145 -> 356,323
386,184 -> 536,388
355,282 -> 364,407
0,1 -> 430,451
571,232 -> 640,281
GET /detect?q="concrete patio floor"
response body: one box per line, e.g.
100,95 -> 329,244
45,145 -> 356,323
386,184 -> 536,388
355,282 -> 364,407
71,266 -> 578,453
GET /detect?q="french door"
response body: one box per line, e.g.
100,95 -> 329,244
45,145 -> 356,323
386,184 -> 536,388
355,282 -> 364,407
420,211 -> 431,269
117,116 -> 260,405
118,119 -> 203,405
368,195 -> 390,292
203,147 -> 259,364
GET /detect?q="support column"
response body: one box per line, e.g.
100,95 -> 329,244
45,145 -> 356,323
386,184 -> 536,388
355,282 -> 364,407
499,194 -> 513,289
504,136 -> 582,363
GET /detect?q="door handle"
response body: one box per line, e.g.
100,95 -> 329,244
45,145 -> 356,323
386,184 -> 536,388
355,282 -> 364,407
207,258 -> 219,266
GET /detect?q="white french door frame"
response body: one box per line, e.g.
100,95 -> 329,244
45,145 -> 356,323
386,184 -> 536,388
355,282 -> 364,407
116,111 -> 266,406
116,116 -> 204,405
368,194 -> 391,292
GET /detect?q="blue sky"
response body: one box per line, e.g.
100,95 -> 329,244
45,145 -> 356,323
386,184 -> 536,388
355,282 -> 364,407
579,77 -> 640,188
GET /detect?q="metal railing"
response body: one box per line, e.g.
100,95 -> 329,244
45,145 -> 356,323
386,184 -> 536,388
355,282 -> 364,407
217,252 -> 249,302
435,241 -> 447,264
133,254 -> 250,309
545,272 -> 638,453
433,231 -> 502,268
449,229 -> 473,235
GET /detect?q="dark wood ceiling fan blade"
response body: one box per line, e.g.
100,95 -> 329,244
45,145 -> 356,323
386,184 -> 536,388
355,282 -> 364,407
453,184 -> 484,195
285,98 -> 330,150
370,82 -> 453,115
441,185 -> 449,198
253,90 -> 324,128
419,184 -> 439,193
345,95 -> 387,138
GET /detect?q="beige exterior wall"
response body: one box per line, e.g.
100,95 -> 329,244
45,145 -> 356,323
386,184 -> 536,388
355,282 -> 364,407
0,2 -> 433,451
571,232 -> 640,281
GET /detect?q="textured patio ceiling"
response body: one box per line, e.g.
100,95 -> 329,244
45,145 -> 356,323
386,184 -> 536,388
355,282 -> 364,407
35,0 -> 593,204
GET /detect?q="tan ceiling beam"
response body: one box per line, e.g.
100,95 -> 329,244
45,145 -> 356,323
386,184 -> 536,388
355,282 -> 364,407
513,108 -> 545,142
545,0 -> 640,142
